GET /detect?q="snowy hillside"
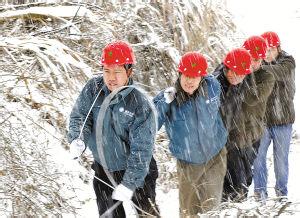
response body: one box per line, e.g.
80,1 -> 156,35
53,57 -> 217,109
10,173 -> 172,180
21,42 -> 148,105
0,0 -> 299,217
0,0 -> 236,216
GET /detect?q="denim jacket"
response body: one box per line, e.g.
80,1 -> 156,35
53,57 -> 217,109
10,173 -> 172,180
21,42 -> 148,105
68,76 -> 156,190
154,75 -> 227,164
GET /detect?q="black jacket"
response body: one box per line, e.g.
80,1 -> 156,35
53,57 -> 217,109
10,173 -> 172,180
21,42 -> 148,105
213,64 -> 248,149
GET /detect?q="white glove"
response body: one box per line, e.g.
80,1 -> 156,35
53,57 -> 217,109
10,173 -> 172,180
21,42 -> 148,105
70,138 -> 85,159
112,184 -> 134,202
164,87 -> 176,104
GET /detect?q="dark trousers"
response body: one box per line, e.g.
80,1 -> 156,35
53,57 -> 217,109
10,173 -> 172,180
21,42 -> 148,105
223,140 -> 260,201
92,158 -> 159,217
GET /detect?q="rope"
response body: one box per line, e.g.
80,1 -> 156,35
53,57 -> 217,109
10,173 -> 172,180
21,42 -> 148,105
94,85 -> 157,217
78,88 -> 102,140
95,86 -> 129,188
94,86 -> 146,217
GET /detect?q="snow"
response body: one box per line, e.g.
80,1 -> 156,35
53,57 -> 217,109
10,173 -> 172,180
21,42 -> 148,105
1,0 -> 300,217
0,6 -> 96,22
157,189 -> 179,218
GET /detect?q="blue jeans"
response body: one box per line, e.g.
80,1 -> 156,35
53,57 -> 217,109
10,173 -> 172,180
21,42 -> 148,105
253,124 -> 293,197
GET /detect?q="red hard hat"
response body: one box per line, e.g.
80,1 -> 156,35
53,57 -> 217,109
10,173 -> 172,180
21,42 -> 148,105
223,48 -> 252,75
178,52 -> 208,77
261,31 -> 280,48
101,41 -> 135,66
243,36 -> 268,59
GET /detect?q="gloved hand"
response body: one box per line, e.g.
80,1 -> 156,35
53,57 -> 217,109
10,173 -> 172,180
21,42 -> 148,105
70,138 -> 85,159
112,184 -> 134,202
164,87 -> 176,104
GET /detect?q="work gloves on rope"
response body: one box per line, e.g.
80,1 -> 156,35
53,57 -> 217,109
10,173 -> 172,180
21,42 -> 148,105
70,138 -> 85,159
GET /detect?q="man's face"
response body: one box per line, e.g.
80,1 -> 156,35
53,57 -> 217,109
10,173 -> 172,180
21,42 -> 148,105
264,47 -> 279,63
103,65 -> 130,91
251,58 -> 263,72
180,74 -> 202,95
225,69 -> 246,85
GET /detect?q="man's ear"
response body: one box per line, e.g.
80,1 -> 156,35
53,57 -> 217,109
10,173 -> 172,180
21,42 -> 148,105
126,68 -> 133,77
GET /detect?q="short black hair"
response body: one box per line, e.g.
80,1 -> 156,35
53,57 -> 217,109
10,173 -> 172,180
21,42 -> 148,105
124,64 -> 133,70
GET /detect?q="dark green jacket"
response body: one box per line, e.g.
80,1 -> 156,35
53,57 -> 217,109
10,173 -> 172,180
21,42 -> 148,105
242,68 -> 275,146
262,51 -> 296,126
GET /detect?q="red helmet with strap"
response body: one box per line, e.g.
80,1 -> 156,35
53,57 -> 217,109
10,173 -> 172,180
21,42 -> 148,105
223,48 -> 252,75
178,52 -> 208,77
101,41 -> 135,66
243,36 -> 268,59
261,31 -> 280,48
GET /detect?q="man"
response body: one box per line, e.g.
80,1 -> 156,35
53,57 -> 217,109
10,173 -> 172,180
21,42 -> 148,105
237,36 -> 275,196
68,41 -> 159,217
253,31 -> 296,200
154,52 -> 228,216
213,48 -> 253,201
